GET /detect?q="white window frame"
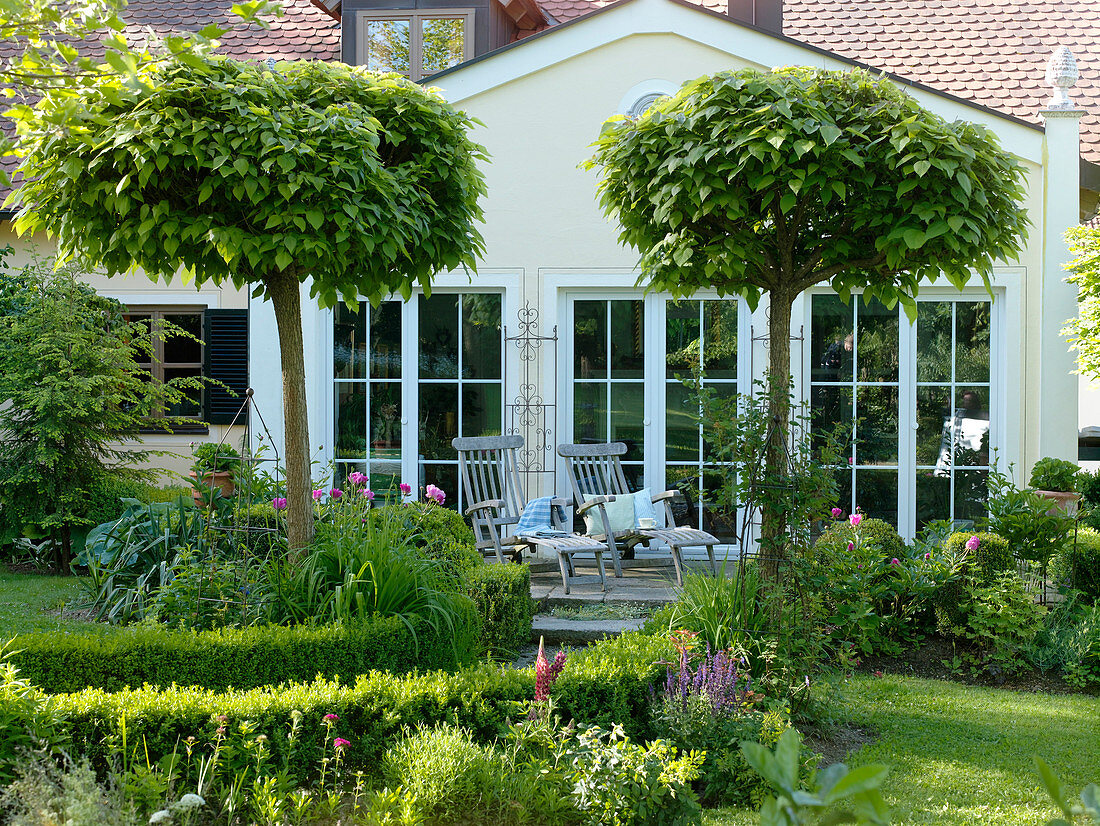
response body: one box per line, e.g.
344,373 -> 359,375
795,269 -> 1021,541
323,271 -> 520,504
355,9 -> 474,81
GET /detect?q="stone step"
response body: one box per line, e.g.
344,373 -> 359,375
527,557 -> 674,574
531,616 -> 647,645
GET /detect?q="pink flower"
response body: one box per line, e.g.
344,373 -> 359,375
849,514 -> 862,527
333,737 -> 350,750
831,507 -> 843,519
965,535 -> 981,552
847,541 -> 854,552
312,489 -> 324,501
890,558 -> 900,565
534,636 -> 567,702
348,471 -> 367,486
271,497 -> 287,510
399,482 -> 412,496
924,552 -> 931,560
323,713 -> 339,723
425,484 -> 446,505
361,489 -> 375,500
329,488 -> 343,499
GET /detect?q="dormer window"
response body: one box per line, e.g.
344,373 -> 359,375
356,10 -> 474,81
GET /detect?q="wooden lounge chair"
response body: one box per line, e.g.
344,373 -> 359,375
453,435 -> 608,594
557,441 -> 719,585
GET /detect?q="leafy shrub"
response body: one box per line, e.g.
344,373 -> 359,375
10,615 -> 477,694
958,573 -> 1043,676
465,563 -> 533,657
1079,470 -> 1100,531
1062,604 -> 1100,689
934,531 -> 1014,632
55,665 -> 535,779
189,442 -> 241,477
813,516 -> 906,563
0,648 -> 66,786
1050,528 -> 1100,604
81,475 -> 159,530
552,632 -> 674,739
986,472 -> 1073,567
805,516 -> 955,658
1029,457 -> 1084,493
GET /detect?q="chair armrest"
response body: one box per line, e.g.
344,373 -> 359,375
465,498 -> 506,517
551,497 -> 572,509
652,490 -> 684,503
577,494 -> 615,515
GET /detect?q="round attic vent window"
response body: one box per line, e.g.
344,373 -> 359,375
628,93 -> 664,118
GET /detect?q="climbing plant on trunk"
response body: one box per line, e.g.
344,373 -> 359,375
588,67 -> 1028,570
12,56 -> 487,554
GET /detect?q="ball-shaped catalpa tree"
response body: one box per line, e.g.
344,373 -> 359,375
588,67 -> 1029,561
13,55 -> 487,553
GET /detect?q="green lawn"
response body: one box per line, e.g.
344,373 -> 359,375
0,572 -> 99,639
705,674 -> 1100,826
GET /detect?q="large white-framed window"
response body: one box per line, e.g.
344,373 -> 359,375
355,10 -> 473,81
802,281 -> 1012,540
558,282 -> 752,545
330,276 -> 518,509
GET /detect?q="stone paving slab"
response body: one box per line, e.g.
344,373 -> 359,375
531,616 -> 647,645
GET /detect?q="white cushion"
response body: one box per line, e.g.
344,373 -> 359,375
582,493 -> 635,536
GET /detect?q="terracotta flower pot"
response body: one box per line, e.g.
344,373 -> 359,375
1035,489 -> 1082,518
190,470 -> 235,506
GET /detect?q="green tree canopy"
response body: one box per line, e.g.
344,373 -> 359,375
1065,225 -> 1100,379
12,55 -> 488,552
588,67 -> 1029,562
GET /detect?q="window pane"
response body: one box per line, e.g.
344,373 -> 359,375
419,294 -> 459,378
462,294 -> 501,379
370,302 -> 401,379
365,19 -> 410,75
666,300 -> 700,378
573,382 -> 607,444
610,300 -> 644,378
702,384 -> 738,463
955,302 -> 991,383
953,386 -> 990,466
702,468 -> 738,542
419,462 -> 458,510
855,469 -> 899,527
418,384 -> 458,460
916,386 -> 952,466
334,304 -> 366,380
421,17 -> 464,75
811,294 -> 853,384
856,299 -> 899,382
954,470 -> 989,526
855,385 -> 899,465
163,313 -> 202,364
335,383 -> 366,458
916,471 -> 951,531
665,381 -> 697,462
462,383 -> 502,439
916,301 -> 952,383
812,385 -> 852,454
164,367 -> 202,417
610,383 -> 644,461
574,301 -> 607,378
370,382 -> 401,454
702,300 -> 738,378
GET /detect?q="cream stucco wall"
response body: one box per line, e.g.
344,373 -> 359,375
0,225 -> 249,481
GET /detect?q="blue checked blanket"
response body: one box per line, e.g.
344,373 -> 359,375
515,496 -> 568,537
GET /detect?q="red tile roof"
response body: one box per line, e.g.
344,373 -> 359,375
537,0 -> 1100,168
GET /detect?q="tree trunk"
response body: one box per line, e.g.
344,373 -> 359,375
57,525 -> 72,575
760,290 -> 794,580
267,272 -> 315,557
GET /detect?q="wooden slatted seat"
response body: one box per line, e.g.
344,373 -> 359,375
453,435 -> 608,594
557,441 -> 719,586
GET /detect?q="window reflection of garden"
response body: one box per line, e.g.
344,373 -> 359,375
664,300 -> 738,542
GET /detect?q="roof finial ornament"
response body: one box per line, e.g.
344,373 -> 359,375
1045,46 -> 1079,110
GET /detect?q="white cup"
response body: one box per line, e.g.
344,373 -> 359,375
637,517 -> 657,529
